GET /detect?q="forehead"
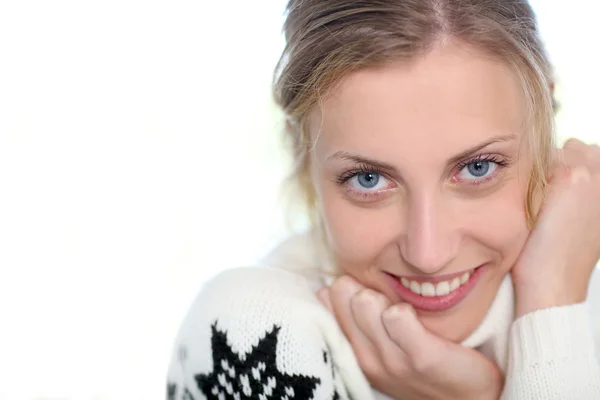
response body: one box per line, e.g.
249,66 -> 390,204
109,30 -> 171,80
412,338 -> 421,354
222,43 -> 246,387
310,40 -> 527,160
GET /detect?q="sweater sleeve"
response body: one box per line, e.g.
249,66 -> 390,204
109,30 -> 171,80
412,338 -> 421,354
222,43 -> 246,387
166,267 -> 376,400
501,303 -> 600,399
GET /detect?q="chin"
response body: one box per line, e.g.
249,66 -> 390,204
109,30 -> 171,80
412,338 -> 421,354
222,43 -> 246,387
418,313 -> 477,343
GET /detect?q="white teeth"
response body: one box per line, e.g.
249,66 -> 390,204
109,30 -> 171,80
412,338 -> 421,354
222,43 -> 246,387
421,282 -> 436,297
410,281 -> 421,295
435,281 -> 450,296
400,270 -> 474,297
450,277 -> 460,291
460,272 -> 470,284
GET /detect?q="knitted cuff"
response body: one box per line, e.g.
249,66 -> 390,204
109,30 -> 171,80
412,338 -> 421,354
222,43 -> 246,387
509,303 -> 597,368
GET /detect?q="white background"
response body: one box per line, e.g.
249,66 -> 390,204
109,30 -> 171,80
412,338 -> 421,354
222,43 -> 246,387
0,1 -> 598,399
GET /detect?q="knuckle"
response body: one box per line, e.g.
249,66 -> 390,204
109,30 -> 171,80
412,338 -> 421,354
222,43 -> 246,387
330,276 -> 352,297
359,288 -> 390,308
409,352 -> 438,374
335,275 -> 360,294
395,302 -> 414,313
363,369 -> 387,389
564,138 -> 583,148
351,289 -> 391,316
381,353 -> 406,375
349,289 -> 368,312
372,290 -> 391,308
570,165 -> 592,183
381,303 -> 415,334
588,145 -> 600,163
409,349 -> 441,375
586,144 -> 600,156
356,351 -> 384,378
391,302 -> 416,319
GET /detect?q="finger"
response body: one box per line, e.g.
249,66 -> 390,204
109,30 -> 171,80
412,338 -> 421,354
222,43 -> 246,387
563,137 -> 585,149
383,303 -> 503,391
548,144 -> 582,188
329,276 -> 380,364
592,144 -> 600,170
547,147 -> 567,183
549,146 -> 564,167
547,160 -> 571,186
560,141 -> 596,183
351,289 -> 408,372
570,165 -> 593,183
562,138 -> 587,167
325,285 -> 409,374
382,303 -> 441,364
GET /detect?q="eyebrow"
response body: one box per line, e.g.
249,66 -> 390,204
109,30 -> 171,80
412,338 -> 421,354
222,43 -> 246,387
447,134 -> 518,165
326,134 -> 518,173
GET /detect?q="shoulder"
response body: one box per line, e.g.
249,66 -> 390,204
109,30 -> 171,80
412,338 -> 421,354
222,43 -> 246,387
175,230 -> 328,342
178,230 -> 328,350
177,266 -> 326,343
166,259 -> 371,399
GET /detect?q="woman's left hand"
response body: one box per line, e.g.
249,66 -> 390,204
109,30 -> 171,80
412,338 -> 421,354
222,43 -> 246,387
511,139 -> 600,317
318,276 -> 503,400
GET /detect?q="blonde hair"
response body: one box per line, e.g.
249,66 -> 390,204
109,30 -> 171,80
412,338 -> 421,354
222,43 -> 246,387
273,0 -> 556,243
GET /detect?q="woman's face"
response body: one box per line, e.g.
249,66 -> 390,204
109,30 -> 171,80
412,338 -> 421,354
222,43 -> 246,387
309,40 -> 533,342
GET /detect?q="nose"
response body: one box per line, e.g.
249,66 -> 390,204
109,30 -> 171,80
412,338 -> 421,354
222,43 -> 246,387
399,193 -> 458,274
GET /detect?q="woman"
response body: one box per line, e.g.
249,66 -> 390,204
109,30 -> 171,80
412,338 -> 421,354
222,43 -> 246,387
167,1 -> 600,399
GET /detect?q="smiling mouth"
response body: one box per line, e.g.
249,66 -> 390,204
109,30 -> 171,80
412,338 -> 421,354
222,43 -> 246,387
385,265 -> 486,312
399,270 -> 474,297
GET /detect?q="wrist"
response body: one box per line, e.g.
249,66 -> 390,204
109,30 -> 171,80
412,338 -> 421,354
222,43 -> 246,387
515,288 -> 586,318
465,361 -> 504,400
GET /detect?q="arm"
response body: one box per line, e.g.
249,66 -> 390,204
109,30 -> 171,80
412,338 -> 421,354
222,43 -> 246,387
503,140 -> 600,399
501,304 -> 600,399
166,267 -> 376,400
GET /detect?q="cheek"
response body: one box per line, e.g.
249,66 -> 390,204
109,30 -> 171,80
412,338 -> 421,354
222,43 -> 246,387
317,185 -> 401,268
463,183 -> 530,268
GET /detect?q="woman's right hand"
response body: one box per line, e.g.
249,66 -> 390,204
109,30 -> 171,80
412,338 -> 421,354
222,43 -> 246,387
318,276 -> 503,400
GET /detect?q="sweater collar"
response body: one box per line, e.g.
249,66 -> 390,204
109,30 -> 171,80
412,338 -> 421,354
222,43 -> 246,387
461,274 -> 515,372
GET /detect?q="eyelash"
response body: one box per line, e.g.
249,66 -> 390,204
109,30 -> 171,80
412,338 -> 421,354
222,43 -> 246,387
336,154 -> 510,189
454,154 -> 510,186
455,154 -> 509,172
336,164 -> 385,185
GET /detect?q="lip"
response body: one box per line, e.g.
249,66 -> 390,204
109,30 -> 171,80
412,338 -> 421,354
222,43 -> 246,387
385,264 -> 486,312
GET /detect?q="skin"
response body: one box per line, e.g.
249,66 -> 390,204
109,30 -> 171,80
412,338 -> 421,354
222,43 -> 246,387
309,39 -> 535,343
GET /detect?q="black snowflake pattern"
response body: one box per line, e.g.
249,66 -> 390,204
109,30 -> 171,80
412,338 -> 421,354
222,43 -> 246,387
167,323 -> 351,400
323,349 -> 342,400
167,383 -> 176,400
167,382 -> 197,400
197,324 -> 320,399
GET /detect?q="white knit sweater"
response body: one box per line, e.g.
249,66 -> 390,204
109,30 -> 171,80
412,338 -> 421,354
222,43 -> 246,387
167,234 -> 600,400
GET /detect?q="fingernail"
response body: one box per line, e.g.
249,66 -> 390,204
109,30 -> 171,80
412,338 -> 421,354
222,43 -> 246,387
383,303 -> 415,320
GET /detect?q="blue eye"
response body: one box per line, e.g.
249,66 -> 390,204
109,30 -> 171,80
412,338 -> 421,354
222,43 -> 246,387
358,172 -> 379,188
349,172 -> 388,191
467,161 -> 490,177
458,160 -> 498,180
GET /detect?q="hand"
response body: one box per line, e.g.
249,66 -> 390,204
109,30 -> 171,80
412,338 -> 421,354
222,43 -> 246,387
318,276 -> 503,400
512,139 -> 600,317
